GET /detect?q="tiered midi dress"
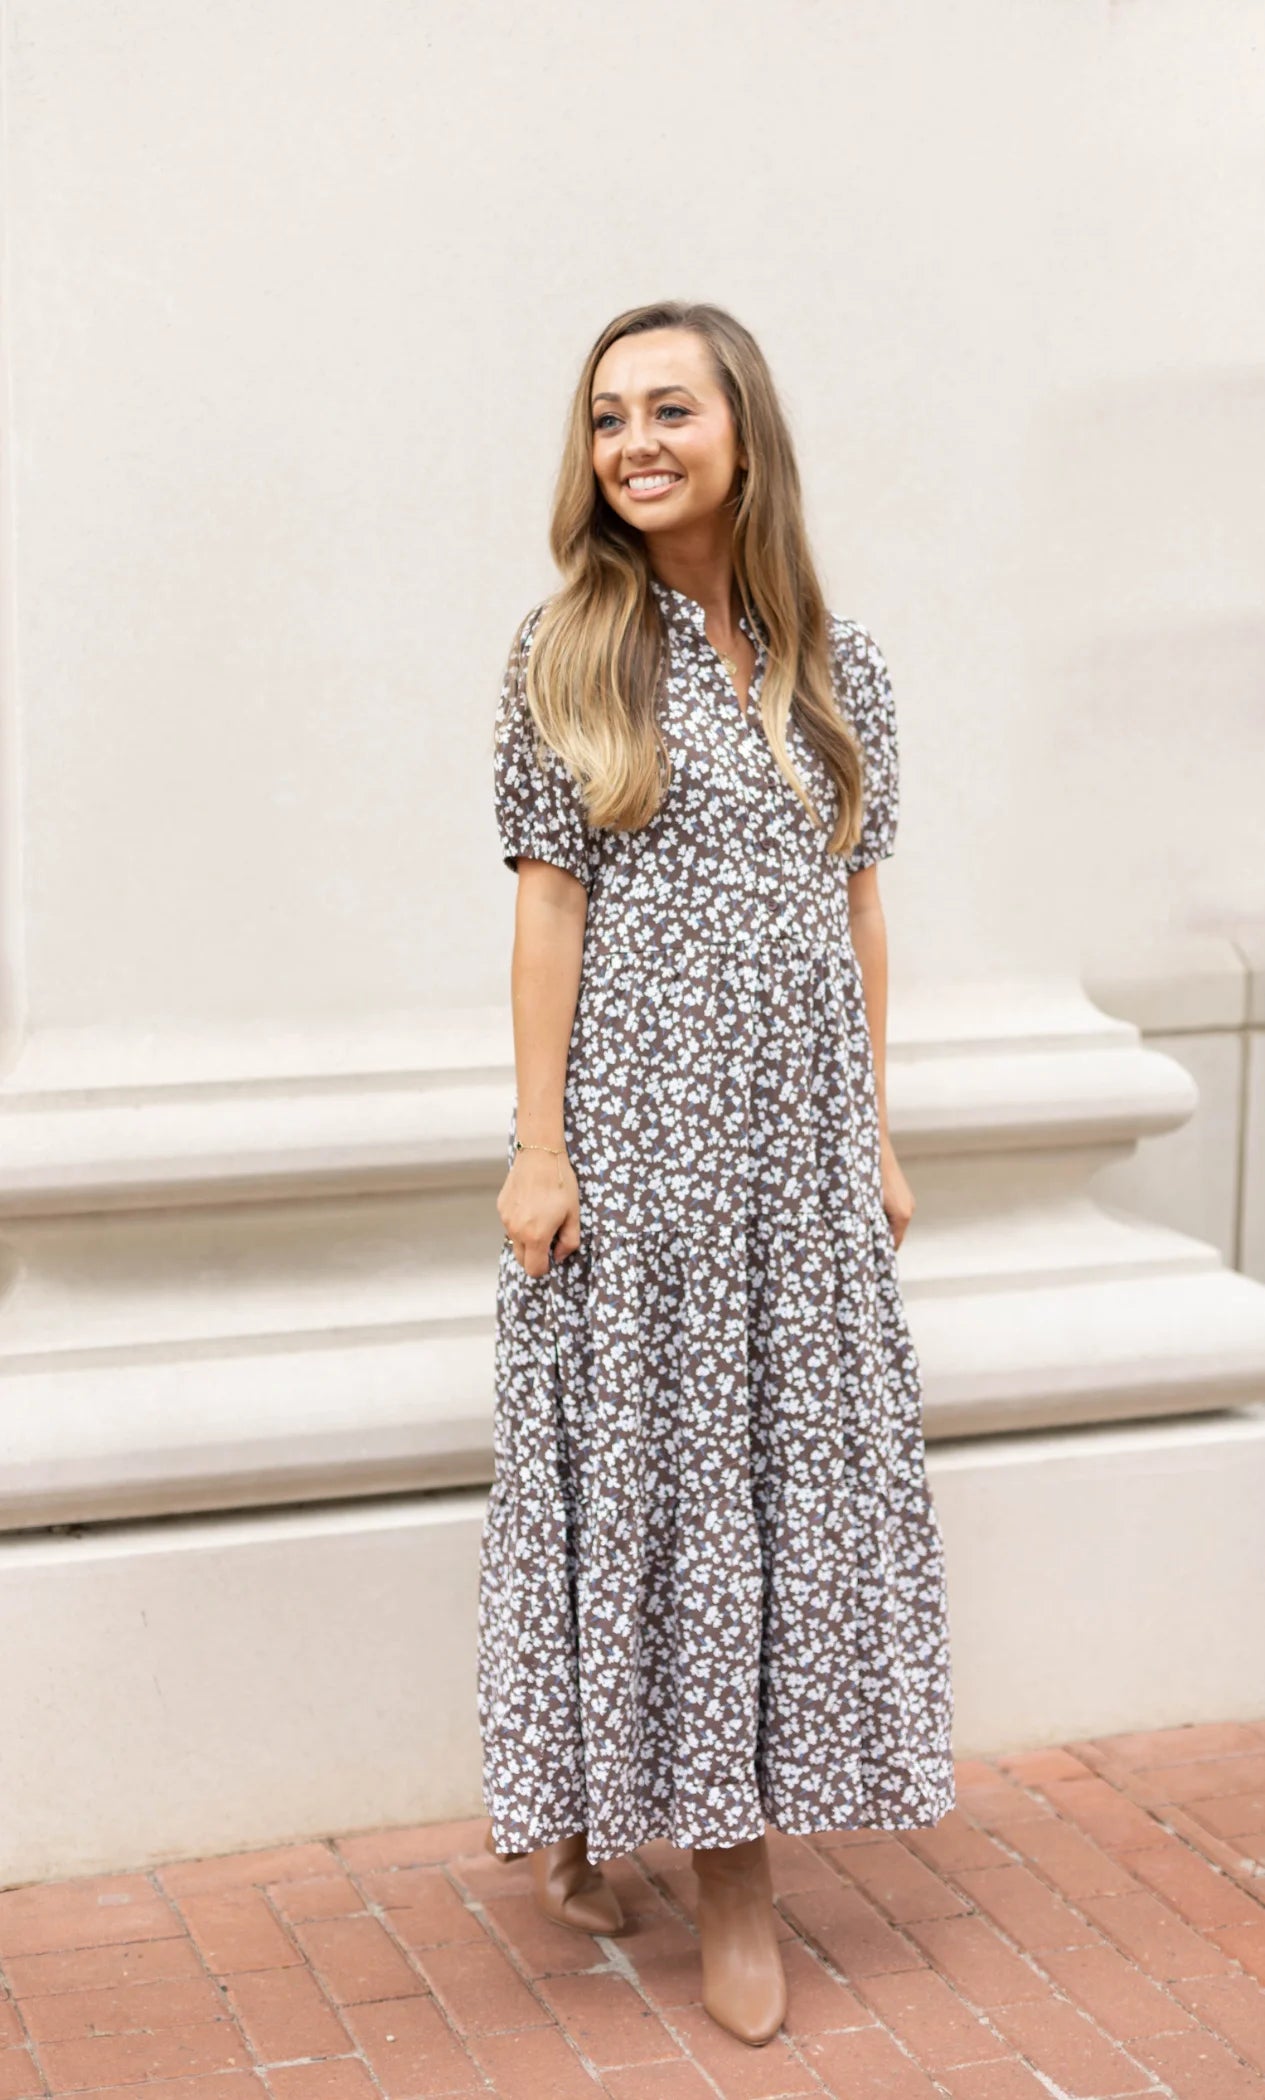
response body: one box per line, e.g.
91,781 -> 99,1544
478,577 -> 955,1865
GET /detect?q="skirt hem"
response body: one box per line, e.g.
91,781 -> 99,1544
486,1771 -> 958,1868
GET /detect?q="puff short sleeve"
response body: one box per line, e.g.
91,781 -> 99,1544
829,614 -> 901,873
493,602 -> 595,891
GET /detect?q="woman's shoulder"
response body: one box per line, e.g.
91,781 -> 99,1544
824,609 -> 895,710
823,611 -> 897,761
508,592 -> 561,657
824,608 -> 887,680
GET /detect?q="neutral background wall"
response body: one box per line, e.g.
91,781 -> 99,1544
3,0 -> 1261,1084
3,0 -> 1264,1883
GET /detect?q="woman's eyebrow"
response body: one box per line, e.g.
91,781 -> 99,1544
591,384 -> 702,406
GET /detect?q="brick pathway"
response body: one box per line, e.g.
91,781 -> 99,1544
3,1724 -> 1265,2098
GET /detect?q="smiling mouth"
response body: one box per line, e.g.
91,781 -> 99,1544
625,472 -> 684,497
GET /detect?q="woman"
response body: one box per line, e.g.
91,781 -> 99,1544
477,300 -> 955,2049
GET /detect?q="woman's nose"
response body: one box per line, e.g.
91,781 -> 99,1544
624,419 -> 661,456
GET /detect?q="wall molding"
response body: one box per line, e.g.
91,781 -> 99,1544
3,969 -> 1264,1530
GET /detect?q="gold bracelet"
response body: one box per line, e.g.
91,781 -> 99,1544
513,1138 -> 567,1187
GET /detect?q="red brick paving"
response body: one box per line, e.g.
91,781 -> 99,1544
3,1726 -> 1265,2095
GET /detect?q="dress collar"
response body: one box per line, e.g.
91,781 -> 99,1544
649,575 -> 766,648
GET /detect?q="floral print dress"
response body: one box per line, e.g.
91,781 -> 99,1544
477,577 -> 955,1864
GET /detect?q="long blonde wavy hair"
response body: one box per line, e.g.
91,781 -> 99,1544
523,300 -> 866,856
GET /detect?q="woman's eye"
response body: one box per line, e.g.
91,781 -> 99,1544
592,404 -> 689,433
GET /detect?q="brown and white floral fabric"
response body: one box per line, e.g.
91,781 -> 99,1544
477,578 -> 955,1864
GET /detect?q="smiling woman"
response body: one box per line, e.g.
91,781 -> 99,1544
593,372 -> 733,470
519,317 -> 873,846
477,299 -> 954,2052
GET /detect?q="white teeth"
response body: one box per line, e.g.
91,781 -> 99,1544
628,473 -> 681,490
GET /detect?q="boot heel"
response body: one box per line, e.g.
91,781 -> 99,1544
484,1825 -> 527,1862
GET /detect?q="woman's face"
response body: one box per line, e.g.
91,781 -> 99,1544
590,327 -> 746,540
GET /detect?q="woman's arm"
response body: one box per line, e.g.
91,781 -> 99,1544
497,857 -> 588,1275
848,862 -> 915,1248
847,864 -> 890,1134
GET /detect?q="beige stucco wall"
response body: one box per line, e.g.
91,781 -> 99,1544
3,0 -> 1260,1068
2,1 -> 1263,1880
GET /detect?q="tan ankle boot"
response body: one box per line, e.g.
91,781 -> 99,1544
483,1825 -> 625,1936
692,1833 -> 787,2046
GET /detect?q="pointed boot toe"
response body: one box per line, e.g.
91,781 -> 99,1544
532,1831 -> 626,1936
693,1835 -> 788,2047
703,1960 -> 787,2048
549,1877 -> 626,1935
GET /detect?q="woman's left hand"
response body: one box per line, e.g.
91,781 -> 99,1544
879,1132 -> 915,1250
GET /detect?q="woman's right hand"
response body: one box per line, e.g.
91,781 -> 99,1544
498,1147 -> 582,1276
